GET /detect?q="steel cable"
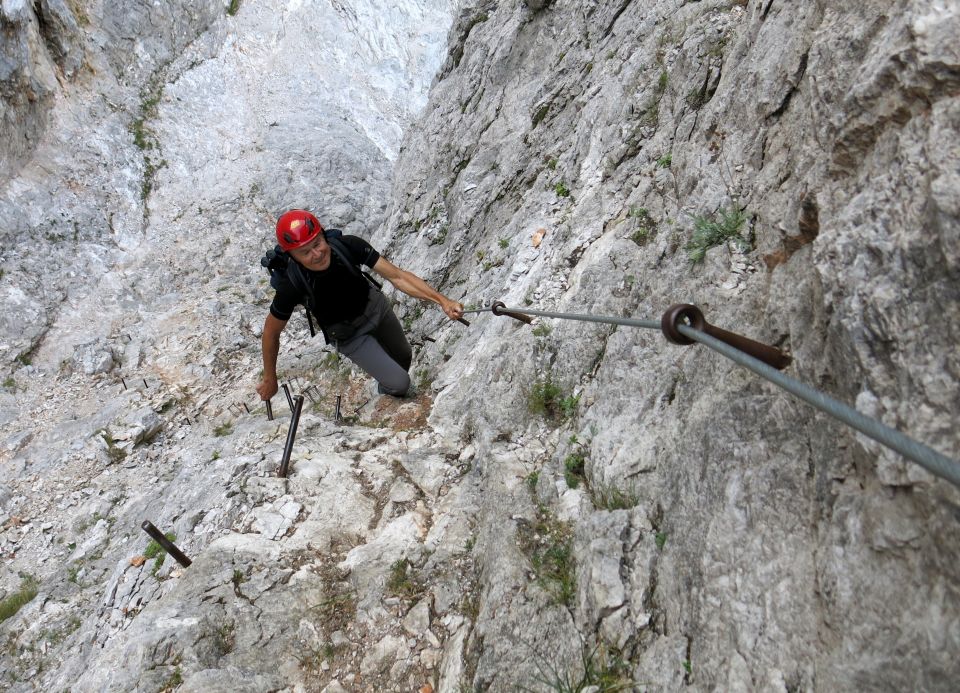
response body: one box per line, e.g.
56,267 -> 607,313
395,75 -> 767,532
464,303 -> 960,488
463,305 -> 660,330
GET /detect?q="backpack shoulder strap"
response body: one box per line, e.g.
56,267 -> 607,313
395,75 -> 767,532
324,229 -> 382,290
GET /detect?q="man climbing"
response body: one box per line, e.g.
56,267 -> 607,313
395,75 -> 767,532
255,209 -> 464,402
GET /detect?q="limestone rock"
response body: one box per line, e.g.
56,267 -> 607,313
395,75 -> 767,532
403,597 -> 432,636
360,634 -> 409,676
0,0 -> 958,691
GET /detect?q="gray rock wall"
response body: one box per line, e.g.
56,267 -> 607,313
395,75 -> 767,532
0,1 -> 71,180
373,0 -> 960,689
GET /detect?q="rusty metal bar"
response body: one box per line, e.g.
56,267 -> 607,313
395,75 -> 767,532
278,395 -> 305,478
491,301 -> 534,324
335,395 -> 343,423
661,304 -> 790,370
282,383 -> 295,413
140,521 -> 192,568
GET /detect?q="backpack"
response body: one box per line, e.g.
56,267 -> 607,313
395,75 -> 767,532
260,228 -> 381,339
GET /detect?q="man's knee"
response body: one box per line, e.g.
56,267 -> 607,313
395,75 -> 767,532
379,371 -> 410,397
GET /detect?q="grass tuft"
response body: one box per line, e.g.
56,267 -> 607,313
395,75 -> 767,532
0,576 -> 39,624
386,558 -> 422,599
523,641 -> 634,692
144,532 -> 177,576
519,512 -> 576,606
592,485 -> 640,510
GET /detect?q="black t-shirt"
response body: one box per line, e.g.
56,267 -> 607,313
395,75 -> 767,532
269,235 -> 381,325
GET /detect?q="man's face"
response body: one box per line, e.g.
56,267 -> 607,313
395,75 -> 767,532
290,234 -> 331,271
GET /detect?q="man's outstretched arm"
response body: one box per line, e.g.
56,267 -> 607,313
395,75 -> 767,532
372,257 -> 464,320
256,313 -> 287,400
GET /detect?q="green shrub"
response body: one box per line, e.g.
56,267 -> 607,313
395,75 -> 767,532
563,453 -> 585,489
528,379 -> 563,418
657,70 -> 669,93
526,471 -> 540,492
529,379 -> 580,421
685,207 -> 748,263
532,104 -> 550,127
559,394 -> 580,419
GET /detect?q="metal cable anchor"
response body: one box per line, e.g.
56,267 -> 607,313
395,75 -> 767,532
282,383 -> 295,413
278,395 -> 305,478
661,303 -> 791,370
491,301 -> 534,324
140,521 -> 192,568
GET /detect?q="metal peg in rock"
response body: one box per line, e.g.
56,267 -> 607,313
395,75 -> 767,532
660,304 -> 791,370
491,300 -> 534,324
278,395 -> 305,478
140,521 -> 192,568
282,383 -> 295,413
265,399 -> 274,421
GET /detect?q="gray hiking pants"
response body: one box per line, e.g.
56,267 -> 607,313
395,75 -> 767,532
331,287 -> 412,396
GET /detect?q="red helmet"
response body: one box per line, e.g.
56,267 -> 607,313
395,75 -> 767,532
276,210 -> 323,251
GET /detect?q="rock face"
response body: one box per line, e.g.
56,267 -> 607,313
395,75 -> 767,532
372,1 -> 960,690
1,0 -> 958,692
